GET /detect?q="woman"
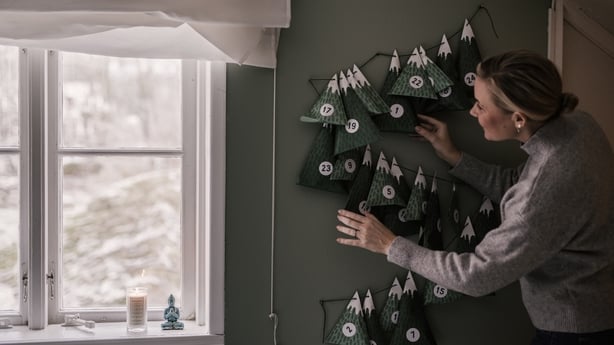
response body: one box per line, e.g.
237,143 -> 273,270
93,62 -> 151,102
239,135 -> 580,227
336,50 -> 614,345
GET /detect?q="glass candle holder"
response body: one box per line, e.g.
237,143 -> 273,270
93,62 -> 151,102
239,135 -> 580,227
126,287 -> 148,333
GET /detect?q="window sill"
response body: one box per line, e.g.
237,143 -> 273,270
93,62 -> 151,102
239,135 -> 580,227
0,321 -> 223,345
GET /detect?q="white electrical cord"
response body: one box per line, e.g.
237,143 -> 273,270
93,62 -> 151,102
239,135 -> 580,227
269,66 -> 279,345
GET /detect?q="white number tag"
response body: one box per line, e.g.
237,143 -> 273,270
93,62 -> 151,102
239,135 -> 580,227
433,285 -> 448,298
382,185 -> 396,200
342,322 -> 357,337
439,87 -> 452,98
390,104 -> 405,118
319,103 -> 335,117
406,328 -> 421,342
464,72 -> 476,86
409,76 -> 424,89
318,161 -> 333,176
345,119 -> 360,133
344,159 -> 356,173
358,200 -> 371,215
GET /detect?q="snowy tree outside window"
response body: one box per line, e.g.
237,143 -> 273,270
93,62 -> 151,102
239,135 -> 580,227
0,45 -> 19,313
59,53 -> 183,309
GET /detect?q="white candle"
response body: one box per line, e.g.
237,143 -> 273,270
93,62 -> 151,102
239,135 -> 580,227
126,287 -> 148,333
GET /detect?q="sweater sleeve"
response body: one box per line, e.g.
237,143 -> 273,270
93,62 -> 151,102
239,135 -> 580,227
387,150 -> 591,297
386,215 -> 537,297
449,153 -> 525,203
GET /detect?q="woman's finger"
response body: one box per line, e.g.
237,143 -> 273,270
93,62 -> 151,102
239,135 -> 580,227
337,209 -> 368,228
336,225 -> 357,237
336,237 -> 361,247
417,114 -> 443,126
415,125 -> 437,142
417,122 -> 435,131
337,209 -> 365,221
337,213 -> 362,229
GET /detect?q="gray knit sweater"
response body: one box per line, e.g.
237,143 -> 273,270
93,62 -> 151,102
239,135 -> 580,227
387,111 -> 614,333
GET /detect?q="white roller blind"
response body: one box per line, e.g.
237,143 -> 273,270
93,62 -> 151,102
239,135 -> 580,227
0,0 -> 291,68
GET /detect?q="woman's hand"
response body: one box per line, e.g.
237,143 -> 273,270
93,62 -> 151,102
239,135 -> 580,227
415,114 -> 462,166
336,209 -> 397,255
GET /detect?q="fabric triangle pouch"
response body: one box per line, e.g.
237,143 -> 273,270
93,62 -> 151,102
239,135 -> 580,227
297,124 -> 348,194
345,145 -> 375,214
334,71 -> 381,155
324,291 -> 370,345
300,73 -> 348,125
374,50 -> 419,133
457,19 -> 482,103
350,64 -> 390,114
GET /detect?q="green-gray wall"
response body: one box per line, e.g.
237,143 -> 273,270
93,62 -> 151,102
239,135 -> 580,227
226,1 -> 549,344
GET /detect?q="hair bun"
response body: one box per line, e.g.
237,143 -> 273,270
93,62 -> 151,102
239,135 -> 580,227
557,92 -> 579,116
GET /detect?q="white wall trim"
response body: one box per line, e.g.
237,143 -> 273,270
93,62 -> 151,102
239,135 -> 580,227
548,0 -> 565,72
196,61 -> 225,335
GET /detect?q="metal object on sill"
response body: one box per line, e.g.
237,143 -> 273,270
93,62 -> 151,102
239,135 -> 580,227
62,314 -> 95,328
0,318 -> 12,329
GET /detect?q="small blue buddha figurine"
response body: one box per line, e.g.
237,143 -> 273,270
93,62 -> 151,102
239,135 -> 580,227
161,294 -> 184,330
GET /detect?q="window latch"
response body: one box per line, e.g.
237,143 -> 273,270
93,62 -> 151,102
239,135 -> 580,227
46,271 -> 55,301
22,272 -> 28,303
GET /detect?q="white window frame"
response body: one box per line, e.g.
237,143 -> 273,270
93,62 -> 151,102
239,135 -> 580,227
0,46 -> 32,327
3,47 -> 225,342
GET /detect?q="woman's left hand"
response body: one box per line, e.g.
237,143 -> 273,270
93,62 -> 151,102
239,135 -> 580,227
336,209 -> 397,255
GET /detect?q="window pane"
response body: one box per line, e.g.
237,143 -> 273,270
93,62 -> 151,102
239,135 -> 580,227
0,154 -> 20,311
61,53 -> 181,149
61,156 -> 181,309
0,46 -> 19,147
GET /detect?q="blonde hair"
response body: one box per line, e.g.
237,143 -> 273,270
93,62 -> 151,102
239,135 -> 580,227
476,50 -> 578,122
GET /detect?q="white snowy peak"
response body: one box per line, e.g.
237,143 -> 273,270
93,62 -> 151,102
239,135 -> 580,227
418,46 -> 434,66
338,70 -> 349,95
390,157 -> 403,184
363,289 -> 376,314
461,19 -> 476,43
389,49 -> 401,73
388,277 -> 403,299
406,47 -> 424,68
347,291 -> 364,316
403,271 -> 417,296
461,216 -> 476,242
413,166 -> 427,189
352,64 -> 371,87
438,34 -> 452,58
326,73 -> 340,94
362,145 -> 372,167
430,173 -> 438,193
376,152 -> 390,173
479,198 -> 494,216
346,68 -> 360,89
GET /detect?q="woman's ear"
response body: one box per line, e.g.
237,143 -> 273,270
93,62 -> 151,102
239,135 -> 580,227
511,111 -> 527,130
